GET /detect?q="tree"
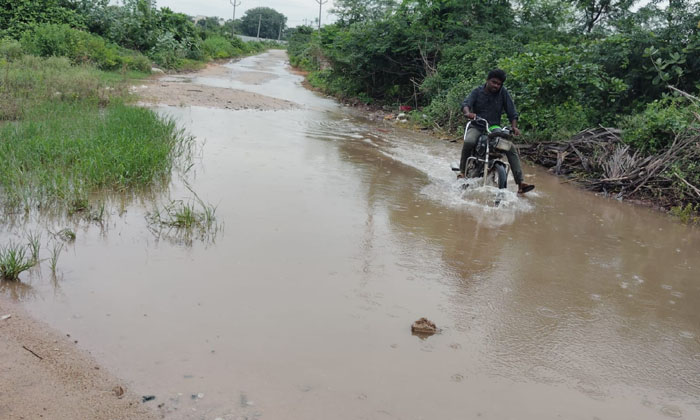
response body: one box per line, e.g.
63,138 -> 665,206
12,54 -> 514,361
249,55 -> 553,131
239,7 -> 286,39
330,0 -> 396,25
572,0 -> 638,33
196,16 -> 224,36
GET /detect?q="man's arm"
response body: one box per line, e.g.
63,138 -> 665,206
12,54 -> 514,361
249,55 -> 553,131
460,88 -> 479,118
503,88 -> 520,136
462,106 -> 476,120
510,119 -> 521,136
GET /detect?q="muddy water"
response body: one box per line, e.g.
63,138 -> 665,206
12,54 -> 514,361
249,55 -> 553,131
4,50 -> 700,419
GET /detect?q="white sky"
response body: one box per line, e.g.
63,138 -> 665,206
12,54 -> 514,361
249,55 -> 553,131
153,0 -> 337,27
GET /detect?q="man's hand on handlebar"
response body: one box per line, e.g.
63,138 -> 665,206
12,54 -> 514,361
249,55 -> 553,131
461,106 -> 476,120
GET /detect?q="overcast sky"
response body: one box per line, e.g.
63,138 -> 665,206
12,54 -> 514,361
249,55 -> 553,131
153,0 -> 337,27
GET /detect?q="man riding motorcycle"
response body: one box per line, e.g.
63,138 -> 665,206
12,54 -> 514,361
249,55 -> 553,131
458,69 -> 535,194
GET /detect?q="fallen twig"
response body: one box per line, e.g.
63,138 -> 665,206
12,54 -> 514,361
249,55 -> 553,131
22,345 -> 44,360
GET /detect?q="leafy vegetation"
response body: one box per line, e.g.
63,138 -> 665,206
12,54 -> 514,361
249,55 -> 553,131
19,24 -> 151,71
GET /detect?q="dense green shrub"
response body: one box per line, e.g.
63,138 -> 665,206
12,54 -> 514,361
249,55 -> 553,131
19,24 -> 150,72
202,35 -> 234,59
148,31 -> 186,68
307,69 -> 365,101
497,42 -> 627,140
0,0 -> 85,39
621,96 -> 698,153
287,26 -> 317,70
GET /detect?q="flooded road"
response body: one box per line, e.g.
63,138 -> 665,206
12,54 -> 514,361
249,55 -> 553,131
3,50 -> 700,419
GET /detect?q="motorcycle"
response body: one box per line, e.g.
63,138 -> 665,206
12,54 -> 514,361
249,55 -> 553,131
451,116 -> 512,190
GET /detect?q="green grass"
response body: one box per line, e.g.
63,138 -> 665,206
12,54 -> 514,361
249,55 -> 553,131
0,55 -> 190,217
25,230 -> 41,263
0,242 -> 36,281
148,198 -> 217,230
0,99 -> 190,212
49,242 -> 64,274
146,186 -> 220,243
0,55 -> 118,120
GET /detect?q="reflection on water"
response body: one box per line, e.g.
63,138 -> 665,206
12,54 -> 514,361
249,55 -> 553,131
1,50 -> 699,419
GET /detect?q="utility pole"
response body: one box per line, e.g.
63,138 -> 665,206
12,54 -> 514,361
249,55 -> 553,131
315,0 -> 327,30
256,14 -> 262,39
229,0 -> 241,37
278,21 -> 283,40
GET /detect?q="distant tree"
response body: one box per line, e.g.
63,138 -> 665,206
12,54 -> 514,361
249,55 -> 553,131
239,7 -> 286,39
571,0 -> 637,33
196,16 -> 224,36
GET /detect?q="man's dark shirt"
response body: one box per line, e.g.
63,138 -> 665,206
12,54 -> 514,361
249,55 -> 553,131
460,84 -> 518,126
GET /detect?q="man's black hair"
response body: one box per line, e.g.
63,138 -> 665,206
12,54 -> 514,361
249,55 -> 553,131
487,69 -> 507,82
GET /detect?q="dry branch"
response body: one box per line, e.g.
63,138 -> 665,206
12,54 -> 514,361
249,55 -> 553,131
519,125 -> 700,208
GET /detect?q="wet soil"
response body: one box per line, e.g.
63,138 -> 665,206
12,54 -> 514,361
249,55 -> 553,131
0,299 -> 158,419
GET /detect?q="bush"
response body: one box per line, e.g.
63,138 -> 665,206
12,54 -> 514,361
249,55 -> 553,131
621,96 -> 698,152
0,38 -> 23,61
307,69 -> 364,99
148,31 -> 186,69
498,42 -> 627,140
202,36 -> 234,59
19,24 -> 150,72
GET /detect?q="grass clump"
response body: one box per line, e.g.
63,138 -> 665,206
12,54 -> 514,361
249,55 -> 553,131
148,198 -> 217,231
55,229 -> 76,242
147,188 -> 219,245
670,203 -> 700,225
49,242 -> 64,274
0,242 -> 36,281
0,96 -> 189,212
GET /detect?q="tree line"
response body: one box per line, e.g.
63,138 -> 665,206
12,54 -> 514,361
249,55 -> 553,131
0,0 -> 287,70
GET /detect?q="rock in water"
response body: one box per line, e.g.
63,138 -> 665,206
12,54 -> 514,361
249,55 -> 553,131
411,317 -> 438,336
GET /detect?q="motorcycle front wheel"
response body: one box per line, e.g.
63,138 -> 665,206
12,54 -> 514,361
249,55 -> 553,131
493,163 -> 508,189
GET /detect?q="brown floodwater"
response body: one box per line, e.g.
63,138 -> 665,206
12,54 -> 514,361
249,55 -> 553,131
2,50 -> 699,419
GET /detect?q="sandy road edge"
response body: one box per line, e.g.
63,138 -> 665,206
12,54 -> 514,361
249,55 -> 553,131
0,296 -> 160,419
